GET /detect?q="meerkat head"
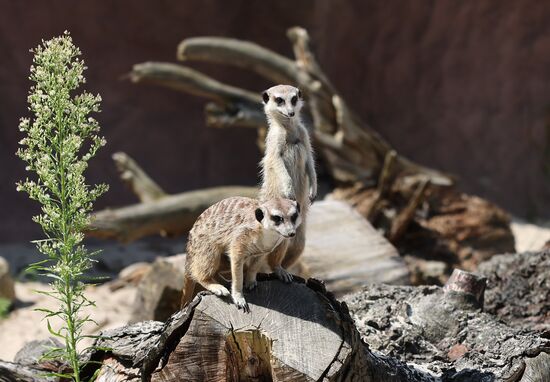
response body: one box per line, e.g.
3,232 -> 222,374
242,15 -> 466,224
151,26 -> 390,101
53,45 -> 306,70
255,198 -> 301,238
262,85 -> 303,122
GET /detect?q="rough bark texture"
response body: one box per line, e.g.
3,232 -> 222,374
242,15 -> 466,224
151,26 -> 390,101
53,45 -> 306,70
344,280 -> 549,381
478,250 -> 550,333
84,274 -> 549,381
3,272 -> 548,381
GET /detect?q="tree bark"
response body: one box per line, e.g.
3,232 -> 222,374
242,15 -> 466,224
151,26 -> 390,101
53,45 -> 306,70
344,271 -> 549,381
83,274 -> 550,382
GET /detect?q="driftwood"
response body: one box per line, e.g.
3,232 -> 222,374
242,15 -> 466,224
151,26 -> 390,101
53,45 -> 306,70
87,151 -> 257,242
332,186 -> 516,283
125,27 -> 515,281
130,28 -> 452,188
88,185 -> 257,242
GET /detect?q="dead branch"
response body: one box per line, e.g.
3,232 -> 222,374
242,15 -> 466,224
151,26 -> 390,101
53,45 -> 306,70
88,186 -> 258,242
112,152 -> 167,203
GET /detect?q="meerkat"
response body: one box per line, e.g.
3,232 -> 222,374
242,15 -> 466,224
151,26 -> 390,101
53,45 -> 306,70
260,85 -> 317,276
180,196 -> 302,312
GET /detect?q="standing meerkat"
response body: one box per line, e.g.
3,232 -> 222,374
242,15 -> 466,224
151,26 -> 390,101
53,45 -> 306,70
260,85 -> 317,276
181,196 -> 302,312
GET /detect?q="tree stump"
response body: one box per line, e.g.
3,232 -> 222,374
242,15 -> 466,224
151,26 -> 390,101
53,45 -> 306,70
86,273 -> 550,382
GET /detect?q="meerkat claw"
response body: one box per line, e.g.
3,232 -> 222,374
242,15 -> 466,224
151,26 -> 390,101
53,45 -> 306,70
233,294 -> 250,313
275,266 -> 293,283
245,280 -> 258,291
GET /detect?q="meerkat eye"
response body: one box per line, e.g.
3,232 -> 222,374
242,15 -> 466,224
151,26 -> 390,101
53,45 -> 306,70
291,95 -> 297,106
291,212 -> 299,223
275,97 -> 284,105
271,215 -> 283,225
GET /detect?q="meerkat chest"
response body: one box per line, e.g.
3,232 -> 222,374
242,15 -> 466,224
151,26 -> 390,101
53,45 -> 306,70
249,230 -> 283,257
281,141 -> 307,169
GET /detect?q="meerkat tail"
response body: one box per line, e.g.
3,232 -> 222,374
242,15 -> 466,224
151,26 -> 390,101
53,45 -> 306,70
180,273 -> 196,309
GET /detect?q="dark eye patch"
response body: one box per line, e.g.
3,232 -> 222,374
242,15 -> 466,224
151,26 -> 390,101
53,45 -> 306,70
271,215 -> 283,225
291,95 -> 297,106
275,97 -> 284,105
291,212 -> 298,223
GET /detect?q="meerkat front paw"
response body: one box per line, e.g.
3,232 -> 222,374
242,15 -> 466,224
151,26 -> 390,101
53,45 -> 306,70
232,293 -> 250,313
274,266 -> 293,283
208,284 -> 230,297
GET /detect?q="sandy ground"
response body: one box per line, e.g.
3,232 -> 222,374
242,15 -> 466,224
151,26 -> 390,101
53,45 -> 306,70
0,220 -> 548,362
0,281 -> 136,362
511,218 -> 550,252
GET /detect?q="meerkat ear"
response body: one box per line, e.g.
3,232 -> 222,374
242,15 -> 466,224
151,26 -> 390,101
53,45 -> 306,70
296,202 -> 301,213
255,208 -> 264,222
262,91 -> 269,104
297,89 -> 302,99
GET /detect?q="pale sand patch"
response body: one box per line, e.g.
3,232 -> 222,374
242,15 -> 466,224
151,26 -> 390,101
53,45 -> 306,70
511,218 -> 550,252
0,281 -> 136,362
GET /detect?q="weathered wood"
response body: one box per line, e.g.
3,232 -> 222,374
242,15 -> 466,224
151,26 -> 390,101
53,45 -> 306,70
345,279 -> 550,381
478,250 -> 550,332
0,339 -> 65,382
87,186 -> 258,242
91,278 -> 449,382
112,152 -> 167,203
388,178 -> 430,242
443,269 -> 486,306
0,361 -> 55,382
85,274 -> 549,381
333,187 -> 516,284
301,200 -> 410,295
132,29 -> 454,188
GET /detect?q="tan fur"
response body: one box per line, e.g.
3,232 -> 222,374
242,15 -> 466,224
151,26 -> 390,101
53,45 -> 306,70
260,85 -> 317,269
181,196 -> 301,312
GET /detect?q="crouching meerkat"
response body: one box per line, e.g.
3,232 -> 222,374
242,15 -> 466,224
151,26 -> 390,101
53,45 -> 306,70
260,85 -> 317,277
180,196 -> 302,312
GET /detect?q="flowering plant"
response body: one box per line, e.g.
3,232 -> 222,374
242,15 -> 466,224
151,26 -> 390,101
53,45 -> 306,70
17,31 -> 108,381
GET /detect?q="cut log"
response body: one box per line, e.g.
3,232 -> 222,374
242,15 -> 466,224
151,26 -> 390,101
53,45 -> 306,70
91,277 -> 450,381
85,274 -> 549,381
87,186 -> 258,242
